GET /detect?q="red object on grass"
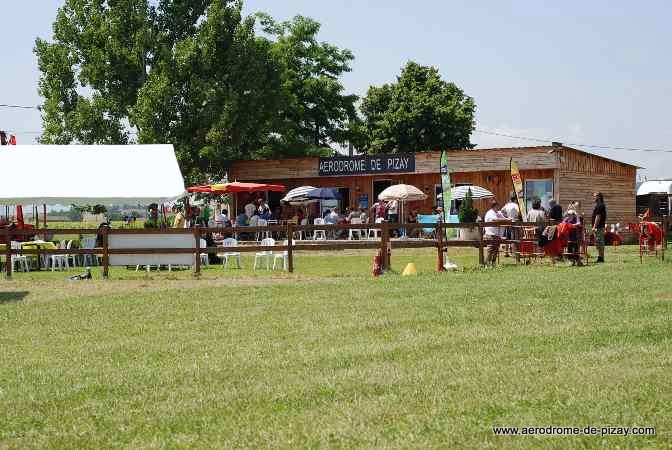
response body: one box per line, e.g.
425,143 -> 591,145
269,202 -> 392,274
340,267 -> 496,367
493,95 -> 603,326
187,182 -> 286,194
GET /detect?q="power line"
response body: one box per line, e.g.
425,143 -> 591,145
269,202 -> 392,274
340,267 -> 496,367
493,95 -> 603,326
475,128 -> 672,154
0,104 -> 39,110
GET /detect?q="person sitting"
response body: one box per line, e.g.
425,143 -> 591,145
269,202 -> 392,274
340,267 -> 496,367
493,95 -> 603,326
563,202 -> 583,265
404,208 -> 419,237
359,208 -> 369,223
325,208 -> 341,238
172,206 -> 186,228
235,211 -> 252,240
346,207 -> 359,223
217,208 -> 230,226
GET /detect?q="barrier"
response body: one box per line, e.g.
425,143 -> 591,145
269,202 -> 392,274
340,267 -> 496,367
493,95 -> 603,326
0,220 -> 582,279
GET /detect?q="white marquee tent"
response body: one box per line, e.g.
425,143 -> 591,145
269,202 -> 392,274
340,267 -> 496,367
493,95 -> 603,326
0,145 -> 186,205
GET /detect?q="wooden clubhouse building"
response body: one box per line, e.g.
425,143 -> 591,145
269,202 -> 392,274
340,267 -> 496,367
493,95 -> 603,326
228,144 -> 639,225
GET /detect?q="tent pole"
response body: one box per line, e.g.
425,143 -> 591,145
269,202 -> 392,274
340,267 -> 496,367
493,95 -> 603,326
43,204 -> 47,228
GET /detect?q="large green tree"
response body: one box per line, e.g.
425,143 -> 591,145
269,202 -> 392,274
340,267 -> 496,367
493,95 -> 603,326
255,14 -> 359,158
35,0 -> 282,182
35,1 -> 361,181
360,61 -> 476,153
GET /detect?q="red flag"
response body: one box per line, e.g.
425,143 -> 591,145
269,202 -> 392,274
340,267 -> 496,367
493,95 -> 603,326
8,134 -> 16,145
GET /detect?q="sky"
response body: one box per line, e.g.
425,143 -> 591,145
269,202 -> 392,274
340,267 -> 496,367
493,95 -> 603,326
2,0 -> 672,180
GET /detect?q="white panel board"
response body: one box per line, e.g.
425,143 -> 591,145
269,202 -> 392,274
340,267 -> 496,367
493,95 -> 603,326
109,234 -> 195,266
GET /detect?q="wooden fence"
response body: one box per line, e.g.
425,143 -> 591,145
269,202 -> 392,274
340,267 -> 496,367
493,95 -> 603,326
2,217 -> 668,280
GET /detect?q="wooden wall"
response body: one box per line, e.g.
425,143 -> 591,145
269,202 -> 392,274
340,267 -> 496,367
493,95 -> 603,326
245,169 -> 554,218
558,148 -> 637,225
229,147 -> 560,180
229,146 -> 638,223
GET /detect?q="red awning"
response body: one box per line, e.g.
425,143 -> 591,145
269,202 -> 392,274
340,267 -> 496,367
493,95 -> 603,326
187,182 -> 285,194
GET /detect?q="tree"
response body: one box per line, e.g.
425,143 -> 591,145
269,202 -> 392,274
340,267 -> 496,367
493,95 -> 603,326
255,14 -> 359,158
35,0 -> 283,182
360,61 -> 476,154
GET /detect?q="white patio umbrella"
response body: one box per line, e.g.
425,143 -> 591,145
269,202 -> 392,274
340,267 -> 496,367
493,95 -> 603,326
378,184 -> 427,237
438,185 -> 495,200
281,186 -> 317,203
378,184 -> 427,202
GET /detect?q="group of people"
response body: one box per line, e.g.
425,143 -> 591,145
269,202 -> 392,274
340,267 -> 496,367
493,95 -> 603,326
483,192 -> 608,266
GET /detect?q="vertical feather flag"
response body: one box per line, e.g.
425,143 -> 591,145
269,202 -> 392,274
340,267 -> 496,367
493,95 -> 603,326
510,158 -> 527,219
440,149 -> 451,225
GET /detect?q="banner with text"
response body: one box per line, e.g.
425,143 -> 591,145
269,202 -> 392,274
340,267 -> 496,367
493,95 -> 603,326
318,154 -> 415,176
510,158 -> 527,219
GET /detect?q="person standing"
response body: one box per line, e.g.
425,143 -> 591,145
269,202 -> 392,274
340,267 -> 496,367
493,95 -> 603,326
591,192 -> 607,263
484,199 -> 505,267
548,199 -> 563,222
501,194 -> 520,257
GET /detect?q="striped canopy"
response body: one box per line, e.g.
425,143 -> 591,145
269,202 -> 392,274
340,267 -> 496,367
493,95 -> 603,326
281,186 -> 317,203
438,186 -> 495,200
188,182 -> 285,194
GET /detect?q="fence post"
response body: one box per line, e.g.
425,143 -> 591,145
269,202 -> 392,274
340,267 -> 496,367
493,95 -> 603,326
287,222 -> 294,273
4,227 -> 11,279
381,222 -> 390,271
102,226 -> 110,279
436,222 -> 445,272
478,223 -> 485,266
194,226 -> 201,276
662,216 -> 667,260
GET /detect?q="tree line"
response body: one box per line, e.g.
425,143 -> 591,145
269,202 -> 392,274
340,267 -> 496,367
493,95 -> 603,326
35,0 -> 476,183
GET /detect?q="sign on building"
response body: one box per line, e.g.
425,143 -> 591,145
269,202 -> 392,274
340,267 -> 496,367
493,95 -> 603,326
318,154 -> 415,176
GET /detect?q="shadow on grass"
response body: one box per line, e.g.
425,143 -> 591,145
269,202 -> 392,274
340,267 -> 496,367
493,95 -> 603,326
0,291 -> 29,304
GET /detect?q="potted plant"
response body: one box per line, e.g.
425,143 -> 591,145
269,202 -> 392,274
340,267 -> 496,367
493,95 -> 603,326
458,188 -> 480,240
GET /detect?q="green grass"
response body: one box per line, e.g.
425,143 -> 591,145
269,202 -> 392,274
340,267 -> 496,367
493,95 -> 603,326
1,247 -> 671,449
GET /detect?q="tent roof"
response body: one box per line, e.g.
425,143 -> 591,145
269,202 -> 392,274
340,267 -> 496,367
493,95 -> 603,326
0,145 -> 186,205
637,180 -> 672,196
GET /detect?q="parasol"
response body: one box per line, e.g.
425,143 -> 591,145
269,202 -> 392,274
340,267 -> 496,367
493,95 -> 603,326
438,186 -> 494,200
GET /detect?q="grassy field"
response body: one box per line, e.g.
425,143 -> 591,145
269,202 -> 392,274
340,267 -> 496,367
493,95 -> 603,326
1,247 -> 671,449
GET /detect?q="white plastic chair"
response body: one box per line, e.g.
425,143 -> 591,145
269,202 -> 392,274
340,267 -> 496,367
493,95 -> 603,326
219,238 -> 241,269
256,219 -> 270,241
254,237 -> 275,270
348,218 -> 364,240
49,240 -> 70,271
313,218 -> 326,240
298,218 -> 309,240
10,242 -> 29,273
64,239 -> 78,268
200,238 -> 209,266
79,236 -> 98,266
368,218 -> 385,239
273,239 -> 295,271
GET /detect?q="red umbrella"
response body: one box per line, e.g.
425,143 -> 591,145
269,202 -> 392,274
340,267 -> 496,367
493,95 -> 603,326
187,182 -> 285,194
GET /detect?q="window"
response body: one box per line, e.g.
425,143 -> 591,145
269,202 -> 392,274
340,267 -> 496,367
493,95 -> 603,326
525,179 -> 554,211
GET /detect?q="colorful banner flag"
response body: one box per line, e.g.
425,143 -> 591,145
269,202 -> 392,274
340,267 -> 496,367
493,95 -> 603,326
510,158 -> 527,219
440,150 -> 451,225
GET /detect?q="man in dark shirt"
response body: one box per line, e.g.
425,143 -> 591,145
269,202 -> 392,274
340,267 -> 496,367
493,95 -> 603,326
591,192 -> 607,263
548,199 -> 563,222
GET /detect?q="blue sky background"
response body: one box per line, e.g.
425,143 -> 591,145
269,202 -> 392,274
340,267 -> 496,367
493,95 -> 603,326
2,0 -> 672,179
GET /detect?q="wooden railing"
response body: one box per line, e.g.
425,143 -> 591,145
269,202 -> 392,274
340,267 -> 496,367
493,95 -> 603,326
6,217 -> 668,279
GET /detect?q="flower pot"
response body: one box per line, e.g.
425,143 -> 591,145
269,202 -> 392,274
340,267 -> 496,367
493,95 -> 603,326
459,227 -> 480,241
